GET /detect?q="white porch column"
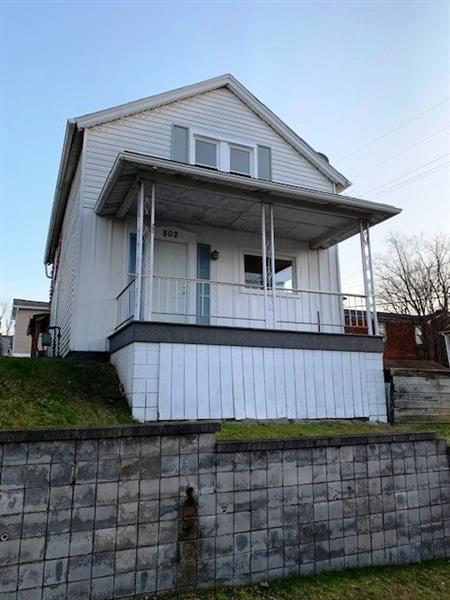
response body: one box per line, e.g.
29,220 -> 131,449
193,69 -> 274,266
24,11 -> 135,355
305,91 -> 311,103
261,203 -> 268,327
261,202 -> 277,329
360,220 -> 377,335
270,204 -> 277,328
365,222 -> 379,335
142,182 -> 156,321
135,181 -> 145,321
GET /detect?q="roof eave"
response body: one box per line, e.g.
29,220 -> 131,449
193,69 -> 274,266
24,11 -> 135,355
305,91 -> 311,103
223,75 -> 351,191
44,120 -> 81,264
74,73 -> 234,129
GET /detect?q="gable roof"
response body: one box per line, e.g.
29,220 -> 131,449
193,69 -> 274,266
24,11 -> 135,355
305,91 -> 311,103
45,74 -> 351,263
74,74 -> 351,188
12,299 -> 50,318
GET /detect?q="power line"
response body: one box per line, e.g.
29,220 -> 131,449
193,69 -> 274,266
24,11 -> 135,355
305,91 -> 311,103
351,124 -> 450,178
371,162 -> 450,199
360,153 -> 450,196
372,162 -> 450,198
337,97 -> 450,162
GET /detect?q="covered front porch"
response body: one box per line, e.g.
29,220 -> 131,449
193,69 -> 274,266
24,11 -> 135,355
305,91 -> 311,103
97,152 -> 400,338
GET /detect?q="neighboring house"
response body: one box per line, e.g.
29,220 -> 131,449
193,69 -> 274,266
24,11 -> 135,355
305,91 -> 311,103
345,310 -> 450,369
45,74 -> 401,422
11,299 -> 50,357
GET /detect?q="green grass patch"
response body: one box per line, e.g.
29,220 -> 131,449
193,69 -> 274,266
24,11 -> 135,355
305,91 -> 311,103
218,419 -> 450,444
0,356 -> 135,428
157,559 -> 450,599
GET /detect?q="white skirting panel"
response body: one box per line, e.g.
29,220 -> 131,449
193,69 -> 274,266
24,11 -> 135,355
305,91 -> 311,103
158,344 -> 386,422
111,342 -> 386,422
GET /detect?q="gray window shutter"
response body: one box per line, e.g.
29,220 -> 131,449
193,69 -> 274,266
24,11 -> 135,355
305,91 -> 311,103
257,145 -> 272,181
172,125 -> 189,163
128,233 -> 137,282
197,244 -> 211,325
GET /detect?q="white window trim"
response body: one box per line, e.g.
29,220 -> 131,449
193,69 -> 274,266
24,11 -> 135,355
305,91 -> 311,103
189,127 -> 258,177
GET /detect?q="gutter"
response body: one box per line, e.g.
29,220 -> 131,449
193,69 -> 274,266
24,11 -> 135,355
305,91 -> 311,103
43,119 -> 78,264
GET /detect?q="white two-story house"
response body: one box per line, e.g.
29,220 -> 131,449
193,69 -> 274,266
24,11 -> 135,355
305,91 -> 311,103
45,74 -> 400,422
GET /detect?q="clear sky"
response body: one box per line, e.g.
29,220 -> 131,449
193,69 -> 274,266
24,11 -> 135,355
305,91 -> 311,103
1,0 -> 449,305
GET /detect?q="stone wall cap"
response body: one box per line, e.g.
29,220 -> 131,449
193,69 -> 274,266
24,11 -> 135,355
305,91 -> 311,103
216,430 -> 439,452
0,421 -> 221,443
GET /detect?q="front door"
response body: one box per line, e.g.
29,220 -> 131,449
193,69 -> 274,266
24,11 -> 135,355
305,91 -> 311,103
152,240 -> 188,322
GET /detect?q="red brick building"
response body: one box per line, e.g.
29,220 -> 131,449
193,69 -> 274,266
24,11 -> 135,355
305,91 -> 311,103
345,310 -> 449,368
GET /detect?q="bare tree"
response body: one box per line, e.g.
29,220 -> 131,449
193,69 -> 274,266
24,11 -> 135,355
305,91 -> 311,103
376,232 -> 450,363
0,300 -> 14,355
0,300 -> 14,336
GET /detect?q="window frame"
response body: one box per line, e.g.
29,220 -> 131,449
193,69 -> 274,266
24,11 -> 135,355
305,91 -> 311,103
189,127 -> 258,177
194,136 -> 220,170
229,143 -> 253,177
241,250 -> 297,293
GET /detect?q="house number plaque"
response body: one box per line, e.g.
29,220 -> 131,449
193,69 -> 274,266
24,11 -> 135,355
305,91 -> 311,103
162,229 -> 179,239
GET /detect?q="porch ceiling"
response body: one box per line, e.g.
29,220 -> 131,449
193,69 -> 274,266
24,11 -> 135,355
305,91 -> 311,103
95,152 -> 401,249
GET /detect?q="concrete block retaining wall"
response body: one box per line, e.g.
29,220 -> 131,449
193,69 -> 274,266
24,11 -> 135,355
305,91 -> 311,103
390,368 -> 450,423
0,423 -> 449,598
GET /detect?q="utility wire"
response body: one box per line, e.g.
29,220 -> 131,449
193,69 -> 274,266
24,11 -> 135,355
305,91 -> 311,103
371,162 -> 450,199
372,162 -> 450,198
351,124 -> 450,178
337,97 -> 450,162
360,153 -> 450,196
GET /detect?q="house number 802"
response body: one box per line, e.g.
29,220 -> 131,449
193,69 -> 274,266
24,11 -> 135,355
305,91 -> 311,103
162,229 -> 178,238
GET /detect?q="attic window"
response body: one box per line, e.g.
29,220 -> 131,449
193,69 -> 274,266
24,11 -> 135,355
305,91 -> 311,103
195,138 -> 218,169
230,146 -> 251,176
189,128 -> 259,177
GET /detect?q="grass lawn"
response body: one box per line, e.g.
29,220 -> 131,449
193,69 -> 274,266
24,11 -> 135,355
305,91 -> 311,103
218,419 -> 450,444
1,356 -> 450,445
0,356 -> 135,428
157,559 -> 450,599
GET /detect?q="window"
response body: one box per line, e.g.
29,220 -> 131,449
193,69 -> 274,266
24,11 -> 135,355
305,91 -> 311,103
195,138 -> 218,169
244,254 -> 294,289
274,259 -> 294,290
415,326 -> 423,345
190,129 -> 259,177
244,254 -> 264,287
378,322 -> 386,340
230,146 -> 251,176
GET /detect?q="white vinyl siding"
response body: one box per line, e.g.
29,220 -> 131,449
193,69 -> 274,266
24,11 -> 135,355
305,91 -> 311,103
50,160 -> 82,356
83,87 -> 333,208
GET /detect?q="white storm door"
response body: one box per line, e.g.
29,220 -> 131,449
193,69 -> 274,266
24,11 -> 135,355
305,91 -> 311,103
153,240 -> 188,322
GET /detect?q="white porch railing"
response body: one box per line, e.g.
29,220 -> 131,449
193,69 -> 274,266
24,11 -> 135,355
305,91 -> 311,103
116,279 -> 136,329
116,275 -> 371,334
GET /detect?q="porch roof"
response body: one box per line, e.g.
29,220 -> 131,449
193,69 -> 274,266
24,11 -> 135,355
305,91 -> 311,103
95,152 -> 401,249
